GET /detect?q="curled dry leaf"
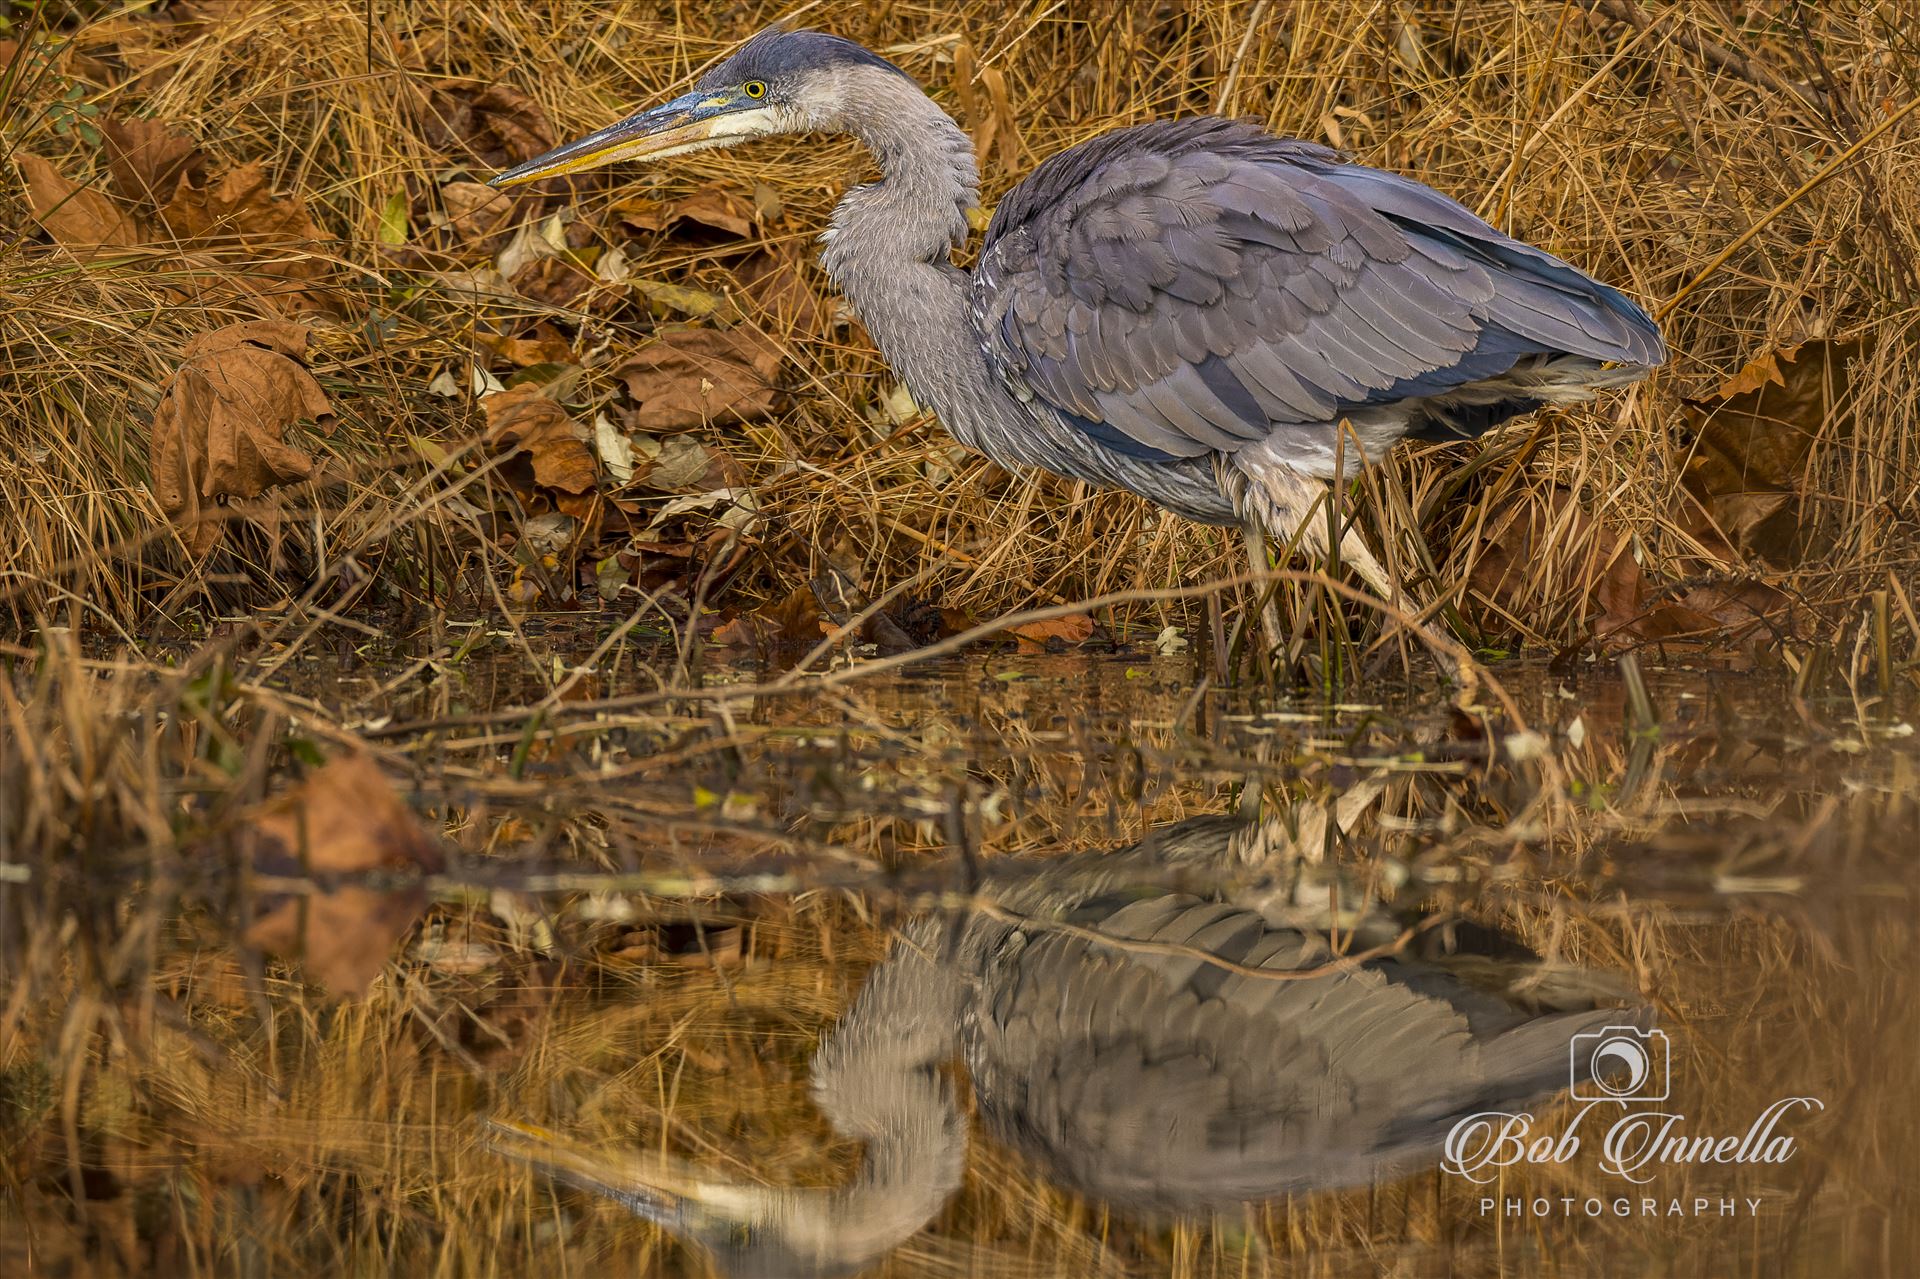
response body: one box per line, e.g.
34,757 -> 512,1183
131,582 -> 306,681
483,387 -> 598,496
1471,489 -> 1609,624
510,255 -> 598,312
809,566 -> 918,654
495,213 -> 568,280
1471,487 -> 1789,653
150,320 -> 335,556
101,117 -> 202,205
634,278 -> 735,322
1678,337 -> 1861,567
1010,614 -> 1096,652
1594,564 -> 1791,652
627,432 -> 734,493
616,327 -> 784,431
242,755 -> 443,999
423,83 -> 556,169
479,323 -> 574,368
615,183 -> 754,238
16,154 -> 143,255
440,180 -> 514,246
711,585 -> 828,652
160,160 -> 332,287
896,598 -> 978,646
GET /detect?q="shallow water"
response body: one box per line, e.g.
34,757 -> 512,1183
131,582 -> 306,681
4,645 -> 1915,1277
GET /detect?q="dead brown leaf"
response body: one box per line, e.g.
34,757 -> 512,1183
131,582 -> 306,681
625,433 -> 737,492
1590,529 -> 1680,645
1472,488 -> 1790,653
615,183 -> 754,238
423,83 -> 556,170
1010,614 -> 1095,652
616,328 -> 784,431
440,180 -> 515,246
480,323 -> 575,368
809,566 -> 918,654
509,255 -> 597,311
897,600 -> 978,645
160,160 -> 332,287
150,320 -> 335,556
734,252 -> 826,332
711,585 -> 827,652
1598,572 -> 1792,651
241,755 -> 442,999
101,117 -> 203,205
484,387 -> 598,496
1678,337 -> 1861,567
16,154 -> 144,255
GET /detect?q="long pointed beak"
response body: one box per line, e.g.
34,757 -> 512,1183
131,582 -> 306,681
483,1117 -> 764,1227
489,91 -> 758,188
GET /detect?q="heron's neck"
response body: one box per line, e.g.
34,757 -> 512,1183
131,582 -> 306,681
821,75 -> 977,277
784,918 -> 967,1268
812,74 -> 1020,455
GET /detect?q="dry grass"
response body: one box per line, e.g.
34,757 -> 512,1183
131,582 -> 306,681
4,3 -> 1920,1275
0,1 -> 1915,669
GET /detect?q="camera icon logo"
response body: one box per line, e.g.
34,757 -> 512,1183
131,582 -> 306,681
1571,1026 -> 1670,1102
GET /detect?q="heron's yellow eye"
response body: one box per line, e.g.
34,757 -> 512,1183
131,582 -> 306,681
743,80 -> 767,99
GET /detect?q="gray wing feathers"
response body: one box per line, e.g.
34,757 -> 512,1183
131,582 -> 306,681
974,117 -> 1664,462
970,894 -> 1604,1205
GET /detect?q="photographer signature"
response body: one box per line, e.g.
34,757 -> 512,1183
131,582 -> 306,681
1443,1097 -> 1825,1185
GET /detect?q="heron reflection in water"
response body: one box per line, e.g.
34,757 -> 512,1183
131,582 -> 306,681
489,809 -> 1648,1278
490,27 -> 1664,659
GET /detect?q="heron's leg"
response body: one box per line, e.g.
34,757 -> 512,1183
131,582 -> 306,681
1239,521 -> 1287,659
1270,472 -> 1471,687
1224,454 -> 1472,687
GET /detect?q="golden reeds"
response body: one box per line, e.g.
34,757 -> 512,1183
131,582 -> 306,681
0,1 -> 1914,666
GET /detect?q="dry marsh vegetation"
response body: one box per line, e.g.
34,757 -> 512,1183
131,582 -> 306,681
0,0 -> 1916,669
4,2 -> 1920,1276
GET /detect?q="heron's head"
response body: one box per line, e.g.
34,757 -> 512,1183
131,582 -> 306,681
489,28 -> 916,188
485,1120 -> 893,1278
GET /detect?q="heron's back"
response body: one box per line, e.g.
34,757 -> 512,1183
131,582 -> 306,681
972,116 -> 1664,491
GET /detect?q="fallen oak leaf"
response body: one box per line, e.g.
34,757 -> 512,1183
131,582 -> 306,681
241,754 -> 443,999
149,320 -> 335,556
1677,337 -> 1861,567
100,116 -> 202,205
16,154 -> 144,255
484,386 -> 598,495
615,327 -> 783,431
1010,613 -> 1096,652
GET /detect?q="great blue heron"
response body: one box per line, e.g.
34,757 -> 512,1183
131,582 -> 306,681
490,26 -> 1665,657
488,812 -> 1649,1277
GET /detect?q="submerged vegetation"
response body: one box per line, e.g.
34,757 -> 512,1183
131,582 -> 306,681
2,1 -> 1919,1276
